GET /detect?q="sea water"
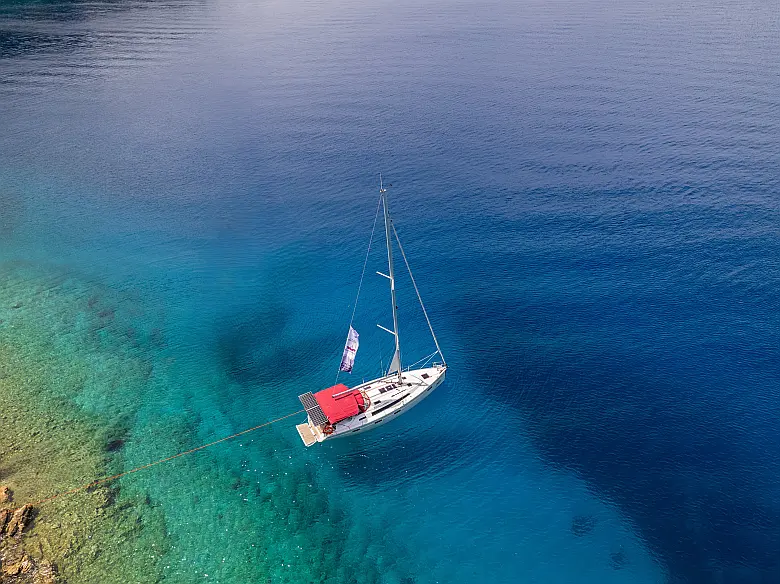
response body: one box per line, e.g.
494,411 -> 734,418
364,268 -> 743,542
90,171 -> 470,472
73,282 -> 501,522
1,0 -> 778,582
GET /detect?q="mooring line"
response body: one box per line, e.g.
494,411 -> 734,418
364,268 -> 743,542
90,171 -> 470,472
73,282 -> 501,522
30,409 -> 305,507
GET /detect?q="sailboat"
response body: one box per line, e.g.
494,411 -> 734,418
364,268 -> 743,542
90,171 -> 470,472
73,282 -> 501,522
295,179 -> 447,446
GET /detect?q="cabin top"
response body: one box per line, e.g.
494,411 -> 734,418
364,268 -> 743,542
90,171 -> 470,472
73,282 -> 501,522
314,384 -> 366,424
300,384 -> 367,426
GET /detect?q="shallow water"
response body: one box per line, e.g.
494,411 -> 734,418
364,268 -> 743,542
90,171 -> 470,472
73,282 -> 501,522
1,0 -> 779,582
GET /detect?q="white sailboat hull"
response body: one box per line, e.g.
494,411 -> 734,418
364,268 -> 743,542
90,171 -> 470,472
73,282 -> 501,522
296,364 -> 446,446
294,182 -> 448,448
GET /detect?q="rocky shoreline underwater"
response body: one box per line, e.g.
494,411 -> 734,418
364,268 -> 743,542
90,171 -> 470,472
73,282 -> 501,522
0,264 -> 169,584
1,487 -> 56,583
0,262 -> 412,584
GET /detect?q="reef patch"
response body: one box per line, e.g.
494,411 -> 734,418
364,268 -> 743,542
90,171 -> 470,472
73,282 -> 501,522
0,264 -> 169,584
571,514 -> 598,537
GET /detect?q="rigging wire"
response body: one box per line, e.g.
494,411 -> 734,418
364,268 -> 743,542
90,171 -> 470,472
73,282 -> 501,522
405,350 -> 439,371
335,194 -> 383,383
392,223 -> 446,365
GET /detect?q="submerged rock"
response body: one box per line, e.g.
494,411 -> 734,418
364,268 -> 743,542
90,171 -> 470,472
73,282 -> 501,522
0,500 -> 59,583
571,514 -> 597,537
0,549 -> 58,583
3,505 -> 34,538
105,439 -> 125,452
0,265 -> 167,584
2,553 -> 33,576
610,546 -> 628,570
34,560 -> 58,584
0,509 -> 10,534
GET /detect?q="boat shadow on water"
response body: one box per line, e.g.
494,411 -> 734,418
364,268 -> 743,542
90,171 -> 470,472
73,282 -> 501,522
328,412 -> 468,490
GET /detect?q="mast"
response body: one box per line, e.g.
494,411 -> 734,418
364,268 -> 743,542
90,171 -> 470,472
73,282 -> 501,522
381,177 -> 402,379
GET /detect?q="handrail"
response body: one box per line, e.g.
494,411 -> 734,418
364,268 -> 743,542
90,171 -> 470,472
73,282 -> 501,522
404,350 -> 439,371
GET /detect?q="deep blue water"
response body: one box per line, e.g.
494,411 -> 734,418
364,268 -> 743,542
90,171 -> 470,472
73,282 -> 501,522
1,0 -> 779,583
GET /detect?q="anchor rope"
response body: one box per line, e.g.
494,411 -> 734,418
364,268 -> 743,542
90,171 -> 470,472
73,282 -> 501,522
29,409 -> 304,507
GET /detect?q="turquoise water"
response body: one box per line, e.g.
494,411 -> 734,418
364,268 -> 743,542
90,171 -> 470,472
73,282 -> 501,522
1,0 -> 779,582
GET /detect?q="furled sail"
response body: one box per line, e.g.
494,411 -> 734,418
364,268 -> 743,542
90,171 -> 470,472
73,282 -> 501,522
339,326 -> 360,373
387,350 -> 401,375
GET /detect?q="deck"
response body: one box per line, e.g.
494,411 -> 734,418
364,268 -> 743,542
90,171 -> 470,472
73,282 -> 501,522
296,423 -> 318,447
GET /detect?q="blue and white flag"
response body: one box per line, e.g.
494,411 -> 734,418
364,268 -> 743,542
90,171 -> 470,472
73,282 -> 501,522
339,326 -> 360,373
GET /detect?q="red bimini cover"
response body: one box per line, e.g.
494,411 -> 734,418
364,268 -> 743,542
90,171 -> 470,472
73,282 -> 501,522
314,384 -> 366,424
